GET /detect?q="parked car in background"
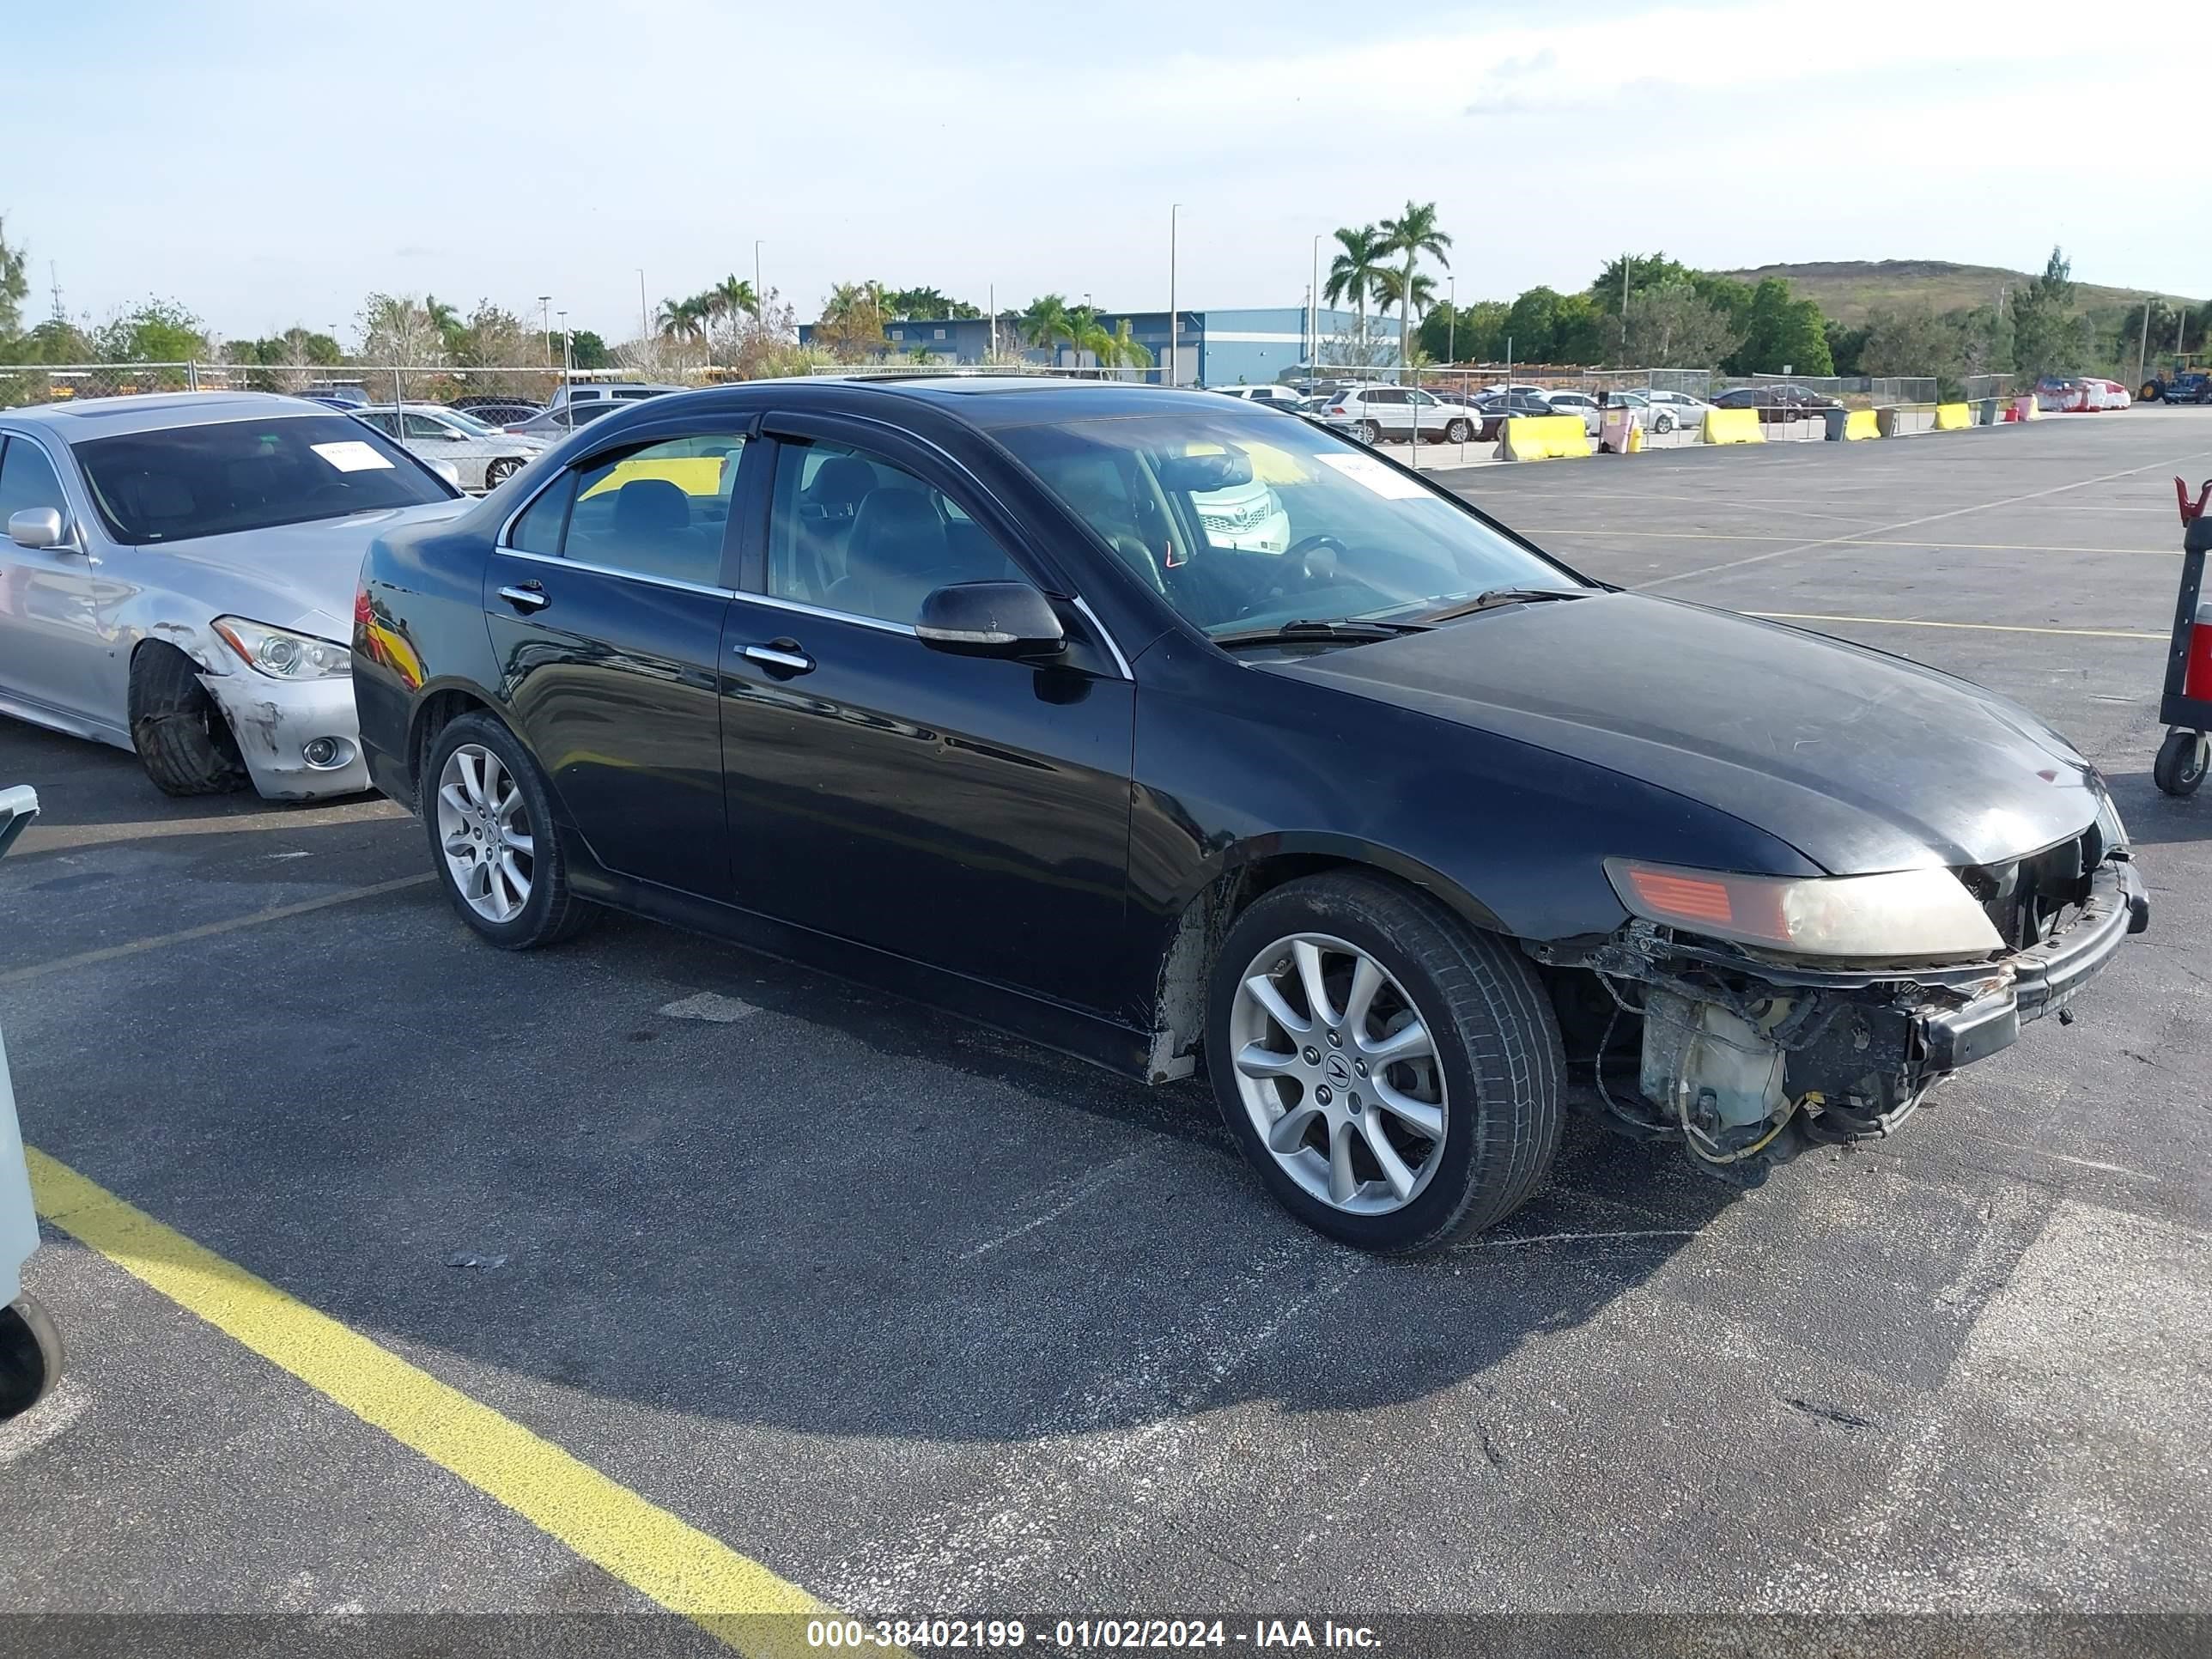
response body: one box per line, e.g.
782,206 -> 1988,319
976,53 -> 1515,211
506,401 -> 625,439
0,392 -> 466,799
350,404 -> 548,492
1311,386 -> 1475,444
0,784 -> 60,1425
1540,390 -> 1606,435
1712,384 -> 1841,424
355,377 -> 2146,1254
1641,388 -> 1712,434
1213,386 -> 1304,408
451,396 -> 546,429
300,382 -> 369,408
1472,392 -> 1556,441
544,381 -> 685,416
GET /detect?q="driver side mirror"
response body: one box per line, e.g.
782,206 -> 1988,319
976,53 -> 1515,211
915,581 -> 1066,659
7,508 -> 70,551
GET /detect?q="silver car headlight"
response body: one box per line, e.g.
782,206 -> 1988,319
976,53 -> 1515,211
1606,858 -> 2003,960
211,617 -> 352,681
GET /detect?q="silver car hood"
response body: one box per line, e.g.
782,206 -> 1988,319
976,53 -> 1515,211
149,501 -> 467,639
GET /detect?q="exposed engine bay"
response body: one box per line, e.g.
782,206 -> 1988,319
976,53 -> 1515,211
1532,818 -> 2149,1185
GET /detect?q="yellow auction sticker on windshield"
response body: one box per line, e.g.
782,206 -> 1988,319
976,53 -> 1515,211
1315,451 -> 1429,499
310,441 -> 396,472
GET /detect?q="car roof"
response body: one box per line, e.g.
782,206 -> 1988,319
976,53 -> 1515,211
558,374 -> 1296,440
0,391 -> 331,438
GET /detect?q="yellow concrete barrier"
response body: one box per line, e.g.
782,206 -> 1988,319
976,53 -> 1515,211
1500,414 -> 1591,461
1842,409 -> 1881,441
1702,407 -> 1765,446
1933,401 -> 1972,431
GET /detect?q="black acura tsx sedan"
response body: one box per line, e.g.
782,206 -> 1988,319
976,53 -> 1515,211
353,377 -> 2147,1253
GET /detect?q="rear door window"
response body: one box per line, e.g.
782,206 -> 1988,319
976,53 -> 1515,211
556,433 -> 747,587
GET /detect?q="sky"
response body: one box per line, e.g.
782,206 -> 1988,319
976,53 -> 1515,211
0,0 -> 2198,348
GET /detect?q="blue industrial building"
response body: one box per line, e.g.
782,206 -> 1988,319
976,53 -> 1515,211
800,306 -> 1402,388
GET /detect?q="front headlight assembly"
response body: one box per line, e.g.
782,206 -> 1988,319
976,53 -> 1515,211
210,617 -> 352,681
1606,858 -> 2003,962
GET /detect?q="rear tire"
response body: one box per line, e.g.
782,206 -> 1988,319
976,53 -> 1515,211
2154,728 -> 2207,797
1359,421 -> 1384,445
0,1296 -> 63,1421
2141,383 -> 2162,404
422,711 -> 599,949
128,644 -> 250,798
1205,872 -> 1563,1254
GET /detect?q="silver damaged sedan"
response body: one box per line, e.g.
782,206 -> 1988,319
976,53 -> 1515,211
0,392 -> 469,799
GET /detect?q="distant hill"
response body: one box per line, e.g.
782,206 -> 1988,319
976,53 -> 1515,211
1715,260 -> 2195,326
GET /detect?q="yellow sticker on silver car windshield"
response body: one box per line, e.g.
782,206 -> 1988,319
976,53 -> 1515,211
310,441 -> 395,473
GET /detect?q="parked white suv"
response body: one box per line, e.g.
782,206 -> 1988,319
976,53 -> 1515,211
1310,386 -> 1476,445
1213,386 -> 1304,408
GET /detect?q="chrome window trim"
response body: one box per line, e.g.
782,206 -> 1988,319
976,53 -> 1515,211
732,589 -> 917,638
1073,596 -> 1133,679
497,545 -> 734,600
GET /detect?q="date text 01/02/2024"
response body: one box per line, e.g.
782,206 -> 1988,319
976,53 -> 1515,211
803,1620 -> 1383,1650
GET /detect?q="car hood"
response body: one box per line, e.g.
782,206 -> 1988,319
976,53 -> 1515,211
150,501 -> 469,639
1272,592 -> 2102,874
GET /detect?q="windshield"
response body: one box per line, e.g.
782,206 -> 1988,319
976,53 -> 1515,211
995,411 -> 1578,635
73,415 -> 454,544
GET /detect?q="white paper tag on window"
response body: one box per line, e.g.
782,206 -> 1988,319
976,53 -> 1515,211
310,441 -> 395,473
1315,451 -> 1429,499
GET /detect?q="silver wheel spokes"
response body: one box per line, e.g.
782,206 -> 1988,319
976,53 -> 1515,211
435,744 -> 534,923
1228,932 -> 1446,1216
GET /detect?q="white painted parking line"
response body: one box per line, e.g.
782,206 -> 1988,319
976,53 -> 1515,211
0,874 -> 434,988
1635,448 -> 2212,589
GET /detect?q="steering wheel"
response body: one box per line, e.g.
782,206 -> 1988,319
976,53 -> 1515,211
1284,534 -> 1348,585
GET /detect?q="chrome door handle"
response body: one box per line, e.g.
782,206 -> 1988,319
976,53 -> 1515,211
740,641 -> 814,675
498,582 -> 549,613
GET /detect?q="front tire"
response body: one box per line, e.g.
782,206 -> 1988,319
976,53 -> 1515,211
422,711 -> 599,948
1205,872 -> 1562,1253
2154,728 -> 2207,797
1654,411 -> 1675,434
0,1296 -> 63,1421
483,457 -> 523,489
1443,418 -> 1472,443
2141,383 -> 2163,404
128,644 -> 250,797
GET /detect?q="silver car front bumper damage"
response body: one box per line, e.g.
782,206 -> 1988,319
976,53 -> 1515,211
198,668 -> 369,799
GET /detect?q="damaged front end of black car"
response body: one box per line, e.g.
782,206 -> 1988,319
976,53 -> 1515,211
1532,796 -> 2148,1182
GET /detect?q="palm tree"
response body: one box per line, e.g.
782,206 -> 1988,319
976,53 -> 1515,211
1323,226 -> 1388,349
424,294 -> 465,354
1379,200 -> 1451,368
708,275 -> 759,323
1372,266 -> 1437,325
1018,294 -> 1074,360
1101,319 -> 1155,375
655,295 -> 706,343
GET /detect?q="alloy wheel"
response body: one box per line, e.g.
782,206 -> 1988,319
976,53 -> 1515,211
485,458 -> 521,488
1227,932 -> 1447,1214
435,743 -> 534,921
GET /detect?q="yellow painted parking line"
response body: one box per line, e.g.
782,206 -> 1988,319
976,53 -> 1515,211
1749,612 -> 2164,641
0,874 -> 434,988
27,1150 -> 860,1657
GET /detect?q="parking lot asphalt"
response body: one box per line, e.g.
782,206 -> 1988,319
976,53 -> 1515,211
3,411 -> 2209,1641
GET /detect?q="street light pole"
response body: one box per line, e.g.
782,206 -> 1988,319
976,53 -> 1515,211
1169,204 -> 1181,388
755,240 -> 764,307
538,295 -> 551,365
557,309 -> 572,427
1310,233 -> 1321,377
637,269 -> 648,343
1448,274 -> 1456,368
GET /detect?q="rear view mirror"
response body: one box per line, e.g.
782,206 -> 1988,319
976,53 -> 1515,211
7,508 -> 66,550
1157,451 -> 1254,492
915,581 -> 1066,659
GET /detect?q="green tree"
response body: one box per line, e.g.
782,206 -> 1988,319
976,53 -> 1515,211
1688,272 -> 1755,334
1018,293 -> 1074,356
708,275 -> 759,323
1417,298 -> 1509,363
228,327 -> 343,366
568,330 -> 609,370
93,298 -> 209,363
1372,265 -> 1437,327
1725,278 -> 1833,376
356,293 -> 447,367
884,286 -> 981,321
13,318 -> 93,363
1101,318 -> 1153,371
814,282 -> 890,361
1378,200 -> 1450,368
1621,282 -> 1743,368
0,216 -> 27,342
1860,307 -> 1964,378
1502,287 -> 1564,362
1548,293 -> 1608,364
1823,319 -> 1870,376
423,295 -> 466,355
1323,224 -> 1389,346
656,295 -> 708,344
2008,246 -> 2091,382
1589,252 -> 1695,303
